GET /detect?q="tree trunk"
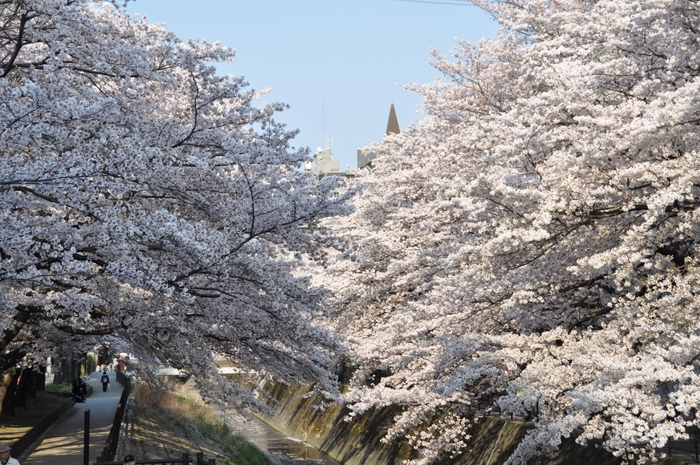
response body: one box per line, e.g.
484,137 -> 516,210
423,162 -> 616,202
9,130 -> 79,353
55,356 -> 84,385
0,369 -> 19,416
0,370 -> 14,416
36,370 -> 45,392
52,359 -> 64,385
52,357 -> 77,385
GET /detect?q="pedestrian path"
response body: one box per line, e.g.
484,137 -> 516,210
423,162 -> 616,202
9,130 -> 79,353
21,371 -> 123,465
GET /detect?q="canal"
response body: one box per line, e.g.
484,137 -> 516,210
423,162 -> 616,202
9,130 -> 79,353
221,408 -> 341,465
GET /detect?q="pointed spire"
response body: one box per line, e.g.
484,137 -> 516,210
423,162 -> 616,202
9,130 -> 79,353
386,103 -> 400,136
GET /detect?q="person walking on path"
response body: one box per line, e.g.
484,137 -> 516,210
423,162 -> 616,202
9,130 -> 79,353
22,371 -> 124,465
100,370 -> 110,392
0,443 -> 21,465
123,455 -> 135,465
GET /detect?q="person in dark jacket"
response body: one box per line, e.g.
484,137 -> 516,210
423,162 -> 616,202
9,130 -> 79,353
100,370 -> 110,392
72,377 -> 86,403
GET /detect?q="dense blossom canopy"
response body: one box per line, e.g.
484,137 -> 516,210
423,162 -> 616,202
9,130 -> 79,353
0,0 -> 347,402
322,0 -> 700,463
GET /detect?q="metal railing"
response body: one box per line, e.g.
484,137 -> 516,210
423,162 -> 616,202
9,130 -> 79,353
666,428 -> 700,463
115,370 -> 130,390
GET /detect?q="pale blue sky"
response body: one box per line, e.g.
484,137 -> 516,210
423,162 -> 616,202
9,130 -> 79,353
127,0 -> 497,168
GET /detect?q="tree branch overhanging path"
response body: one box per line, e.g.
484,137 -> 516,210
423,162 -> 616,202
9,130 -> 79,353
0,0 -> 351,410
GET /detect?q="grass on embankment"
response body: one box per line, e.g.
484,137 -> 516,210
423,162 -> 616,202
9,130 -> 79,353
0,390 -> 69,444
126,382 -> 269,465
45,383 -> 72,395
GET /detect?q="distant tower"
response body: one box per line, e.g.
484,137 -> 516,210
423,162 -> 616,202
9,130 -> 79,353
386,103 -> 400,136
357,104 -> 400,169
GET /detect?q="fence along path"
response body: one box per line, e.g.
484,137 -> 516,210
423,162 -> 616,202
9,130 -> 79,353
95,452 -> 215,465
21,370 -> 123,465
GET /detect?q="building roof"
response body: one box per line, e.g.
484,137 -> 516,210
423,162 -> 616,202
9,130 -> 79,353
386,103 -> 400,136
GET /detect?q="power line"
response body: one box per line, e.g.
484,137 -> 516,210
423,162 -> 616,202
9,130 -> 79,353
395,0 -> 473,5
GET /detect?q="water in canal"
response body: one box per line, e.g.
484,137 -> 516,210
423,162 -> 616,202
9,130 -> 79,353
221,409 -> 341,465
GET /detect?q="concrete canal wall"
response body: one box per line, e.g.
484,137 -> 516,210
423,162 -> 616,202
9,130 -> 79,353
253,380 -> 691,465
254,380 -> 412,465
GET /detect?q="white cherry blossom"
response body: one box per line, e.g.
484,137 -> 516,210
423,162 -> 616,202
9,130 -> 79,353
0,0 -> 348,406
320,0 -> 700,463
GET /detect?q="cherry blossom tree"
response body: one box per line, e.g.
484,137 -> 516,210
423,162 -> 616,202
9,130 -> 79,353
321,0 -> 700,463
0,0 -> 348,408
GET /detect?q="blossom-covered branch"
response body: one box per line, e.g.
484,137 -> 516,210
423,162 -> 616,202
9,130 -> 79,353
320,0 -> 700,463
0,0 -> 349,407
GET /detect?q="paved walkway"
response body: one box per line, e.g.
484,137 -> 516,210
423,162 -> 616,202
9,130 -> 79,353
21,371 -> 123,465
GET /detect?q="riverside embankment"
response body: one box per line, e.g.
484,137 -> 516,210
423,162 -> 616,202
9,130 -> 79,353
252,380 -> 694,465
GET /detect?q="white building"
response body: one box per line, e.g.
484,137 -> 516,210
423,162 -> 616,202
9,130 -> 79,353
303,103 -> 400,178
